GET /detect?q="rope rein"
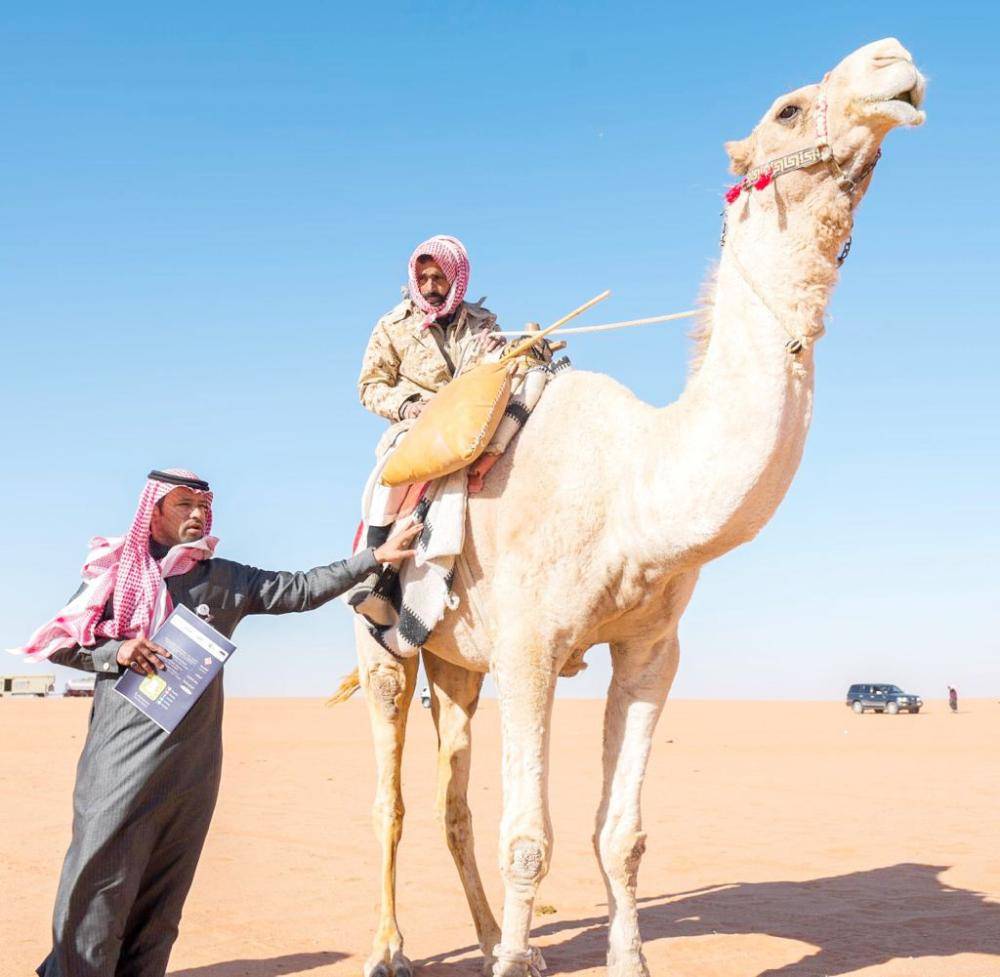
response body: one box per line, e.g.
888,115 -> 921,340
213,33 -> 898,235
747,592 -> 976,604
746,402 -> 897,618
725,245 -> 808,355
495,309 -> 698,338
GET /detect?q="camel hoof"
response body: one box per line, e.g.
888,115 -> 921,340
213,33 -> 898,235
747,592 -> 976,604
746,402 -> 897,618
491,944 -> 546,977
391,952 -> 414,977
607,950 -> 650,977
363,952 -> 413,977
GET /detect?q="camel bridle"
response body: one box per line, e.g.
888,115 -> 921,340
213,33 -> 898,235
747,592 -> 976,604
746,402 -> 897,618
743,88 -> 883,199
720,82 -> 883,356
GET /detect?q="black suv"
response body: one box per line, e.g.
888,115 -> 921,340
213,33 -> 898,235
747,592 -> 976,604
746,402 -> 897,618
846,684 -> 923,714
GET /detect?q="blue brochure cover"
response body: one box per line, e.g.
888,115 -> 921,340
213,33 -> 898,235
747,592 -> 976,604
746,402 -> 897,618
114,604 -> 236,734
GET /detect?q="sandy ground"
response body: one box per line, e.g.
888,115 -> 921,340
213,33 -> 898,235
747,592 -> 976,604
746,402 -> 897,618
2,696 -> 999,977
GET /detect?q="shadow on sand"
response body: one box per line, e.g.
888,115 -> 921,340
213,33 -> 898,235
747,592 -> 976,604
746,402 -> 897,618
169,950 -> 347,977
418,864 -> 1000,977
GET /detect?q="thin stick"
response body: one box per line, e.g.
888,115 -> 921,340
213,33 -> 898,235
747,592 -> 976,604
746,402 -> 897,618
504,290 -> 611,358
495,309 -> 699,338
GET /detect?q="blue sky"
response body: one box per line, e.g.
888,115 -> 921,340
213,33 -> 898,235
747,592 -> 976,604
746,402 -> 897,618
2,2 -> 996,699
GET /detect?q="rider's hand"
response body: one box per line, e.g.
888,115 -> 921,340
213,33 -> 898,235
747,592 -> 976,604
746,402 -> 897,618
402,398 -> 428,420
481,332 -> 506,353
373,520 -> 424,566
116,637 -> 171,676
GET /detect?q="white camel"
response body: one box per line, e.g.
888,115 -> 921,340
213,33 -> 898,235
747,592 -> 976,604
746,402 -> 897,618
353,37 -> 926,977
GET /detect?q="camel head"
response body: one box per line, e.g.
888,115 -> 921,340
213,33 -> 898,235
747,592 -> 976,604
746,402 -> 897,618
725,38 -> 925,209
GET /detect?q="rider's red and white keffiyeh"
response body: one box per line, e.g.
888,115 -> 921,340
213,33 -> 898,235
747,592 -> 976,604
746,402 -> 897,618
8,469 -> 217,661
407,234 -> 470,328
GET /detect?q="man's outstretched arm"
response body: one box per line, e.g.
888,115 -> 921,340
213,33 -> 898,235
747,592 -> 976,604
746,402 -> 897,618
240,521 -> 422,616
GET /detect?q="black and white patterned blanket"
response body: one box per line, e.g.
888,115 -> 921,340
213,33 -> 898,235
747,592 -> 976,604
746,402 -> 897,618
348,358 -> 570,657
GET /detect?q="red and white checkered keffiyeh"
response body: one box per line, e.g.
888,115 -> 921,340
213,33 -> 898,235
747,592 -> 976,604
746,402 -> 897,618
8,469 -> 218,662
407,234 -> 470,328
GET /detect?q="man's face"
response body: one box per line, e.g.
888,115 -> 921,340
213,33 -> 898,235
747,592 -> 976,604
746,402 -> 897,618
150,487 -> 211,548
415,258 -> 450,307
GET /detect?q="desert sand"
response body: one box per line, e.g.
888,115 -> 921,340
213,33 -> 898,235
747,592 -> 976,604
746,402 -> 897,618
2,696 -> 998,977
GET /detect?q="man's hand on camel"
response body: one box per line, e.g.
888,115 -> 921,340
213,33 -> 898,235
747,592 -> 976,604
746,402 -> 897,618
402,398 -> 429,420
373,519 -> 424,566
117,637 -> 171,675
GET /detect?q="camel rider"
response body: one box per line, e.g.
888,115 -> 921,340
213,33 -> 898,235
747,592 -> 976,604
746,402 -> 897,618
358,234 -> 506,425
12,468 -> 421,977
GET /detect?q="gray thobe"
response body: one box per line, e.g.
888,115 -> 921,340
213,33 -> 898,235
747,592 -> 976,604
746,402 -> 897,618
38,547 -> 378,977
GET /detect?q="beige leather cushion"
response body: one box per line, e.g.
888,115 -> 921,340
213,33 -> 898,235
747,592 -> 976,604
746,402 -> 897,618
380,360 -> 515,487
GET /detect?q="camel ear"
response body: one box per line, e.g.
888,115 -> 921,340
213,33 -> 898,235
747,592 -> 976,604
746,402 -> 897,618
725,136 -> 754,176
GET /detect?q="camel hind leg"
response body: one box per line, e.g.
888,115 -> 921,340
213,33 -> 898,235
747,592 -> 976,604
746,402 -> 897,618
594,628 -> 682,977
356,619 -> 419,977
423,650 -> 501,973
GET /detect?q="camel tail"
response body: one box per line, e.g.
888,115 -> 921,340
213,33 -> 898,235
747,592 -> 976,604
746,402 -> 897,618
326,668 -> 361,706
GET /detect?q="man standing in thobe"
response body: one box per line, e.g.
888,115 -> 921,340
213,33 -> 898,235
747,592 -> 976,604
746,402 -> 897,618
10,468 -> 420,977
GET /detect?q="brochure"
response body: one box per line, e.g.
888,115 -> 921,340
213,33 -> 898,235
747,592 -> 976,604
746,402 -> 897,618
114,604 -> 236,734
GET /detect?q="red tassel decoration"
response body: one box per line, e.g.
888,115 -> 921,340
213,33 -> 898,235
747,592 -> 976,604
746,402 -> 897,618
725,183 -> 743,204
753,169 -> 774,191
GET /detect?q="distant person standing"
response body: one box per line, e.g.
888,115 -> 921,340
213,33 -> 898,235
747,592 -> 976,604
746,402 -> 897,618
948,685 -> 959,713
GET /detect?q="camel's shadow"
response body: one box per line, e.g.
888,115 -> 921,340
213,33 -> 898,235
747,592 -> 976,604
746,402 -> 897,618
419,864 -> 1000,977
168,950 -> 347,977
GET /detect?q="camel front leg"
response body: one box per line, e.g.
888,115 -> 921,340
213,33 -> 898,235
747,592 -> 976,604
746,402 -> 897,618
356,620 -> 419,977
423,651 -> 501,972
492,652 -> 557,977
594,631 -> 681,977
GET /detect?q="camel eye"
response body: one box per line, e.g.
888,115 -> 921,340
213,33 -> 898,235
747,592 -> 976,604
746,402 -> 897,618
777,104 -> 801,122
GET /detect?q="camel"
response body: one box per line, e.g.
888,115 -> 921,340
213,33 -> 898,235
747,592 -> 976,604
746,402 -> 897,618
352,37 -> 926,977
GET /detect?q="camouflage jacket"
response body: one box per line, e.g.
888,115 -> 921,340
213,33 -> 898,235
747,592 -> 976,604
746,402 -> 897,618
358,296 -> 499,422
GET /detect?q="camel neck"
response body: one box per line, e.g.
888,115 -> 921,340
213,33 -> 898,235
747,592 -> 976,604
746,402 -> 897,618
638,195 -> 849,567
